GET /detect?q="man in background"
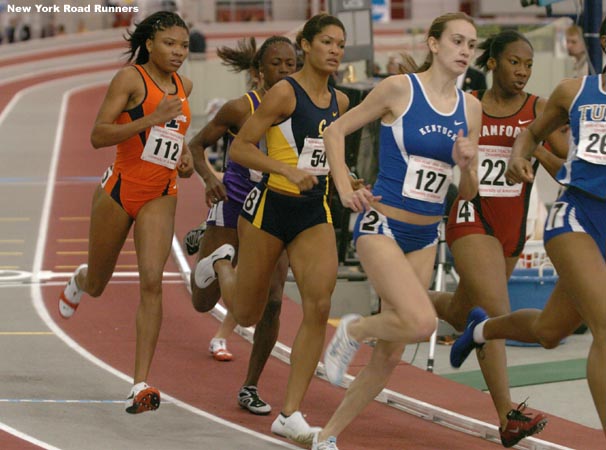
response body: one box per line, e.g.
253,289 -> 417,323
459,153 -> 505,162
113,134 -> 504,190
566,24 -> 589,77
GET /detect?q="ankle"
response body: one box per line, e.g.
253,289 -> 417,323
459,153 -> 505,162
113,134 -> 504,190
347,319 -> 362,343
473,319 -> 487,344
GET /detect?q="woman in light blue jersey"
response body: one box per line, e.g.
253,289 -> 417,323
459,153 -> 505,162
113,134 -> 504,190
315,12 -> 482,450
450,16 -> 606,439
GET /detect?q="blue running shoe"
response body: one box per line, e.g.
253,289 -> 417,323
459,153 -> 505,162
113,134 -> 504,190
450,307 -> 488,368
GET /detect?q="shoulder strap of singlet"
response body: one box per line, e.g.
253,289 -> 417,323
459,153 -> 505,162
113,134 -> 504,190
244,90 -> 262,114
133,64 -> 182,96
172,71 -> 186,96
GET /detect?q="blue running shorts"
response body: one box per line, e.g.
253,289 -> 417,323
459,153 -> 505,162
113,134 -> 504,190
353,207 -> 439,254
544,187 -> 606,259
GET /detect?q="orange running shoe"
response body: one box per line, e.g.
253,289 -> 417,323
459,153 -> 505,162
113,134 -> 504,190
125,382 -> 160,414
209,338 -> 233,362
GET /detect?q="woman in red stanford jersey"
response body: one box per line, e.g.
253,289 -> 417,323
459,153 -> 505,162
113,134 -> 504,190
58,11 -> 193,414
431,30 -> 567,447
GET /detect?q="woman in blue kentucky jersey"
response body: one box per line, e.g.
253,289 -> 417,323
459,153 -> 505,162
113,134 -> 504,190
194,13 -> 350,446
450,49 -> 606,438
315,12 -> 482,449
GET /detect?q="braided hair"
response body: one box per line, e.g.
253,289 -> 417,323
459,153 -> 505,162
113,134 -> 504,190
475,29 -> 532,71
125,11 -> 188,65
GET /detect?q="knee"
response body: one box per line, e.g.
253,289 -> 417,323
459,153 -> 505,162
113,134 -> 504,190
191,287 -> 220,314
534,324 -> 565,350
139,276 -> 162,296
408,313 -> 437,342
233,310 -> 261,328
231,291 -> 267,327
302,296 -> 331,325
419,317 -> 437,342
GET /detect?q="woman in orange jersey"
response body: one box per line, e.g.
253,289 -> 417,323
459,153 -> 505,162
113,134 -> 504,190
57,11 -> 193,414
431,30 -> 567,447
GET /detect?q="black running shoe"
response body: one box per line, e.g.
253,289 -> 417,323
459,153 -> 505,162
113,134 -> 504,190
183,223 -> 207,255
238,386 -> 271,415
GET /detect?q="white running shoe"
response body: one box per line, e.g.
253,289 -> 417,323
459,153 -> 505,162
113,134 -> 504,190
312,432 -> 339,450
271,411 -> 320,446
324,313 -> 361,386
194,243 -> 235,288
58,264 -> 87,319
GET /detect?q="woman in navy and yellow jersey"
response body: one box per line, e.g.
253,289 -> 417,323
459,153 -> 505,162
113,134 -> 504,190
430,30 -> 568,448
317,13 -> 481,450
452,16 -> 606,440
195,13 -> 349,446
58,11 -> 193,414
188,36 -> 297,415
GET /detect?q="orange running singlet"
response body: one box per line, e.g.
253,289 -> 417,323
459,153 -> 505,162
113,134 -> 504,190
101,65 -> 191,218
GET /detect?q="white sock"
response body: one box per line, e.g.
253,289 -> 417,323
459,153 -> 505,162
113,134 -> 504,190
132,381 -> 147,393
473,320 -> 487,344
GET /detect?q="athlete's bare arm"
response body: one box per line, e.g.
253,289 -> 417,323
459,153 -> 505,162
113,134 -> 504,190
91,67 -> 184,148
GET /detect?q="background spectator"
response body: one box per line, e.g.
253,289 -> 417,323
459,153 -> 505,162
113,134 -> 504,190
565,24 -> 589,77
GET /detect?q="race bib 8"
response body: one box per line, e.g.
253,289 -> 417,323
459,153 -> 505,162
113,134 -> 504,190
141,126 -> 184,170
297,137 -> 329,175
242,186 -> 262,215
478,145 -> 523,197
403,155 -> 452,203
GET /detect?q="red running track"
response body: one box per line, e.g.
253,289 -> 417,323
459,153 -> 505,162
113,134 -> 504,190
35,85 -> 604,450
1,38 -> 602,450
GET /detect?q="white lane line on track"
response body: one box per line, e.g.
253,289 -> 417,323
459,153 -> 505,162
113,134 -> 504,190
167,156 -> 571,449
0,421 -> 61,450
28,80 -> 299,450
11,64 -> 571,450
